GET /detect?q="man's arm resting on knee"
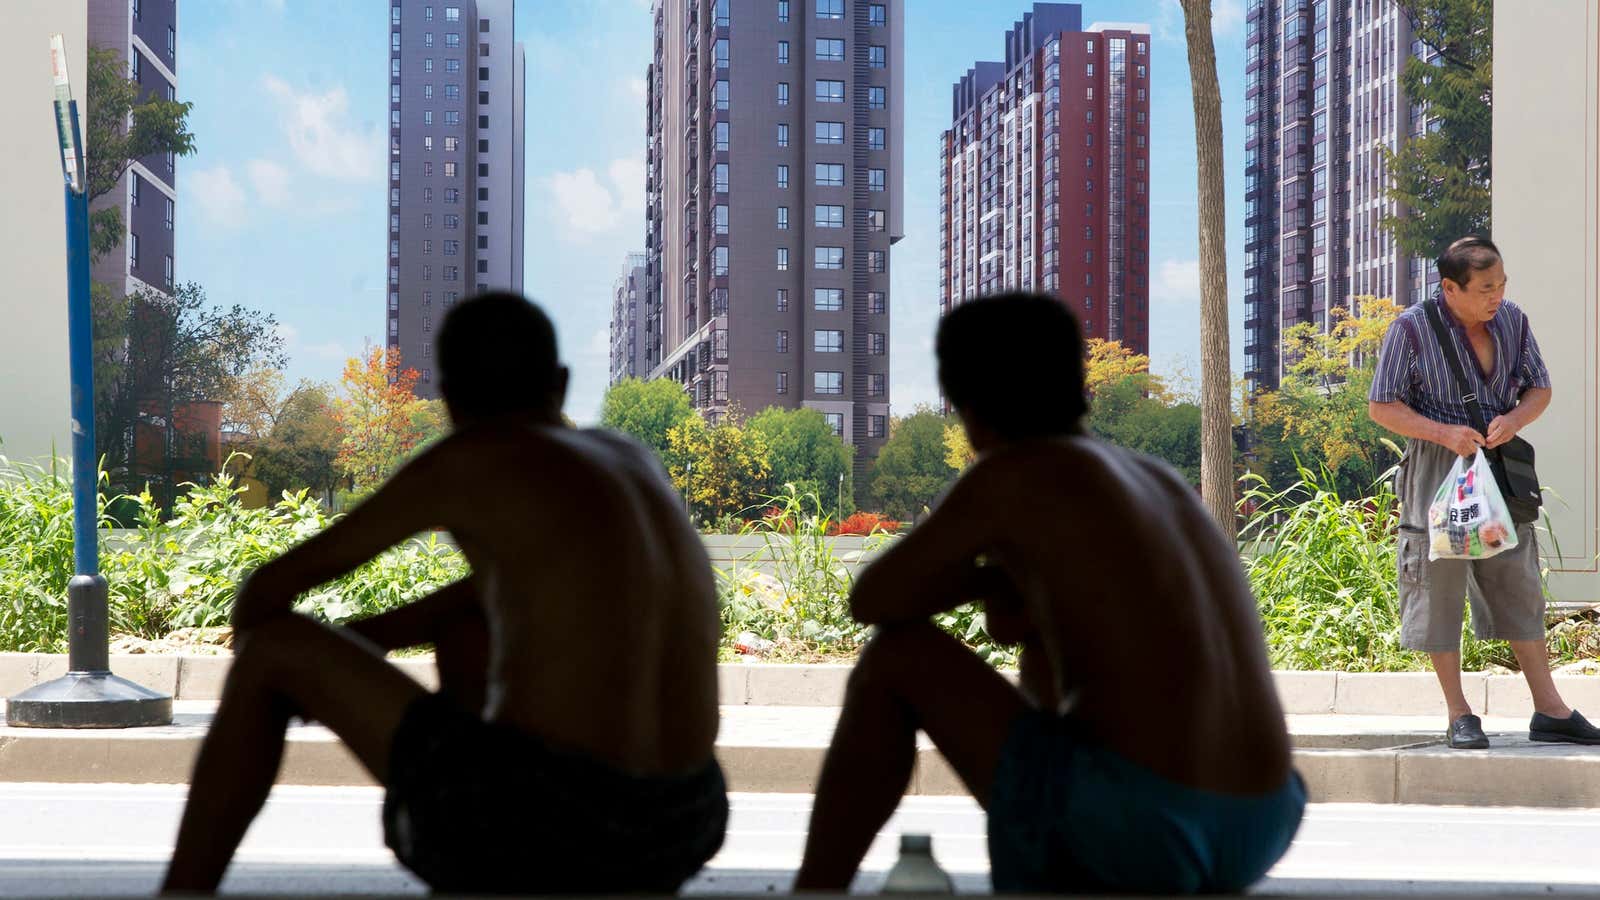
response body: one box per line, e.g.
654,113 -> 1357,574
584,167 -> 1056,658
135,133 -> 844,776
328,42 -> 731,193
234,443 -> 458,631
851,462 -> 1001,626
345,578 -> 479,652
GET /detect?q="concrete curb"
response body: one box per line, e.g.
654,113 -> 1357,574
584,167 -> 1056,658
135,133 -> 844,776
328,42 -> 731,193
5,655 -> 1600,717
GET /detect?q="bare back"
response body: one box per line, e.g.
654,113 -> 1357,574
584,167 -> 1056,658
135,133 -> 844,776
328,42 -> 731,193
982,438 -> 1289,794
433,424 -> 719,776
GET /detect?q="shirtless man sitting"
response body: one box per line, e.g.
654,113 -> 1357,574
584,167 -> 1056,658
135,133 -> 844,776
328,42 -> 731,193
162,293 -> 727,896
793,292 -> 1304,894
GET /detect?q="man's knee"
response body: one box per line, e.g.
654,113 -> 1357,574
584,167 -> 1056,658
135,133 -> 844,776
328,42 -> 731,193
230,615 -> 319,682
849,621 -> 947,694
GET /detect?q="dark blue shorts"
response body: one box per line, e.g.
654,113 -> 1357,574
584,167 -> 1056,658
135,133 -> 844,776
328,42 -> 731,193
988,710 -> 1305,894
382,693 -> 729,895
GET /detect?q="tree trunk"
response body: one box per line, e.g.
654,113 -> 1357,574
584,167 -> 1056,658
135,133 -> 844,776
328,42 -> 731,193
1181,0 -> 1236,538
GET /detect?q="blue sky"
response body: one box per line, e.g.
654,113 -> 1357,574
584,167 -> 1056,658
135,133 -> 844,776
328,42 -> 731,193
178,0 -> 1245,424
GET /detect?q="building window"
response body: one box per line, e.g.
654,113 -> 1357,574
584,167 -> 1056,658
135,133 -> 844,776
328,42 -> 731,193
818,0 -> 844,18
815,288 -> 844,311
776,123 -> 788,147
424,32 -> 434,47
445,33 -> 461,47
445,188 -> 460,203
777,372 -> 789,394
868,86 -> 886,110
777,289 -> 789,311
444,84 -> 461,100
816,80 -> 845,103
444,136 -> 459,151
868,415 -> 886,438
776,248 -> 789,271
445,6 -> 460,21
777,206 -> 789,229
868,250 -> 885,273
445,214 -> 459,228
814,330 -> 844,353
714,163 -> 730,192
816,372 -> 844,395
777,165 -> 789,188
423,110 -> 434,125
391,213 -> 401,231
817,39 -> 845,62
130,175 -> 142,208
778,41 -> 790,64
395,84 -> 405,103
868,127 -> 886,150
393,58 -> 402,77
868,168 -> 886,191
162,255 -> 173,288
868,373 -> 885,396
815,247 -> 845,270
714,205 -> 729,234
816,164 -> 845,187
714,39 -> 730,69
777,330 -> 790,353
816,205 -> 845,228
714,246 -> 730,276
778,0 -> 789,22
816,121 -> 845,144
446,59 -> 461,72
869,4 -> 886,26
391,187 -> 401,206
444,111 -> 460,125
777,82 -> 789,105
865,209 -> 885,231
444,240 -> 459,255
392,32 -> 401,52
870,45 -> 886,68
716,121 -> 731,151
868,291 -> 886,314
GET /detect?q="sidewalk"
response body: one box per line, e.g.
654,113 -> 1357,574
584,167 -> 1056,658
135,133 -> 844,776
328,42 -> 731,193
4,658 -> 1600,806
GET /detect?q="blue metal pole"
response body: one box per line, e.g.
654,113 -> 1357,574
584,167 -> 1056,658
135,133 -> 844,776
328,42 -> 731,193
63,100 -> 97,579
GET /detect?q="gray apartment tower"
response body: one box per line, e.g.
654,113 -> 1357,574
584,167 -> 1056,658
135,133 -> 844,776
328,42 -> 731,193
1243,0 -> 1435,393
388,0 -> 526,397
645,0 -> 905,482
610,251 -> 650,384
89,0 -> 179,298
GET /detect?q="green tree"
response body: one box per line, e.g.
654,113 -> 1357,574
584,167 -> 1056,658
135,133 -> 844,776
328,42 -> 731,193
105,284 -> 286,507
1382,0 -> 1493,258
867,409 -> 958,522
600,378 -> 695,460
1249,299 -> 1403,496
86,46 -> 196,260
252,382 -> 342,505
1090,374 -> 1203,484
745,406 -> 855,516
665,415 -> 771,522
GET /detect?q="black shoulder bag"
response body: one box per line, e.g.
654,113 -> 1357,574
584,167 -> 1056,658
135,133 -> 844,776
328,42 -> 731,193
1421,299 -> 1543,525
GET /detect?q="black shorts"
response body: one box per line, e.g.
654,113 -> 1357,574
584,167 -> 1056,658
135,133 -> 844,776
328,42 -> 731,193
382,693 -> 729,895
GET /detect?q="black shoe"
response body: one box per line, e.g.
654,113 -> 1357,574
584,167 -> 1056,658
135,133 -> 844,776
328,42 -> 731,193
1530,709 -> 1600,745
1449,714 -> 1490,749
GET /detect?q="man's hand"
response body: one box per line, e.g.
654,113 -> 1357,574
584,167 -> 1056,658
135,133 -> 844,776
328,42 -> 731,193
1435,423 -> 1486,458
1485,414 -> 1522,449
230,566 -> 295,634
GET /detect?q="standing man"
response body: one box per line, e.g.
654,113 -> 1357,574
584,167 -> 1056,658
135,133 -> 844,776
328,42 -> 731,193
1369,236 -> 1600,748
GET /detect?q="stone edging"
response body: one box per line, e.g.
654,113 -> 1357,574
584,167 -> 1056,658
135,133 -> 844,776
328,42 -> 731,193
2,655 -> 1596,718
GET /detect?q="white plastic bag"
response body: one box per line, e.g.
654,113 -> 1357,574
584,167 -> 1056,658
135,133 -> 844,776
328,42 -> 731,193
1428,449 -> 1519,561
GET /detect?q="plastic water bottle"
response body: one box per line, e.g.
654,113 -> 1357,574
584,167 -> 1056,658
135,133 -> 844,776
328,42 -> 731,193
881,833 -> 954,894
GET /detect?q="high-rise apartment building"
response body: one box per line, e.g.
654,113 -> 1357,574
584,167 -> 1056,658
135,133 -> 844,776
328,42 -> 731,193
1243,0 -> 1434,393
940,4 -> 1152,356
89,0 -> 179,298
645,0 -> 904,481
610,251 -> 650,384
388,0 -> 526,397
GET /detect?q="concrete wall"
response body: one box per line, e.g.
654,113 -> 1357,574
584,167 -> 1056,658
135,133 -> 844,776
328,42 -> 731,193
0,2 -> 87,465
1492,1 -> 1600,600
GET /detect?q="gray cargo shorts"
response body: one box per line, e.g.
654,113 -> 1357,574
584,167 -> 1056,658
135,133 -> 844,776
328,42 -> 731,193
1395,439 -> 1547,652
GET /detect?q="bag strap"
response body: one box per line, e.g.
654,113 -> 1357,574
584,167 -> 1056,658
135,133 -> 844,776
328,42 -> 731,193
1422,298 -> 1492,437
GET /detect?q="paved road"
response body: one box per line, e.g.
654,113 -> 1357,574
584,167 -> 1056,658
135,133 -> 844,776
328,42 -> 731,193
0,785 -> 1597,895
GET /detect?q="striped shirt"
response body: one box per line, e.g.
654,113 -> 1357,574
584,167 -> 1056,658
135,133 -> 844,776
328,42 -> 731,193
1368,298 -> 1551,426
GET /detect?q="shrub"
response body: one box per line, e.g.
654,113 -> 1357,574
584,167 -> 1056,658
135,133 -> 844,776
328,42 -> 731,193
828,511 -> 901,536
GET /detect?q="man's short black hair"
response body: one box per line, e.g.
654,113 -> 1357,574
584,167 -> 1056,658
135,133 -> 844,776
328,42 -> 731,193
936,292 -> 1087,440
1436,236 -> 1502,288
436,291 -> 561,419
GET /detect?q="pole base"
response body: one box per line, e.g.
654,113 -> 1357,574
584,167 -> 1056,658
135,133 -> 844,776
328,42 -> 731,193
5,671 -> 173,728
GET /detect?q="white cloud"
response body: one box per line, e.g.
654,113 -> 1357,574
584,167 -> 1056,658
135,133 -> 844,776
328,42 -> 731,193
261,75 -> 383,182
627,77 -> 647,102
545,158 -> 646,238
189,165 -> 249,228
303,341 -> 350,362
1151,258 -> 1202,304
245,159 -> 292,207
276,322 -> 300,345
